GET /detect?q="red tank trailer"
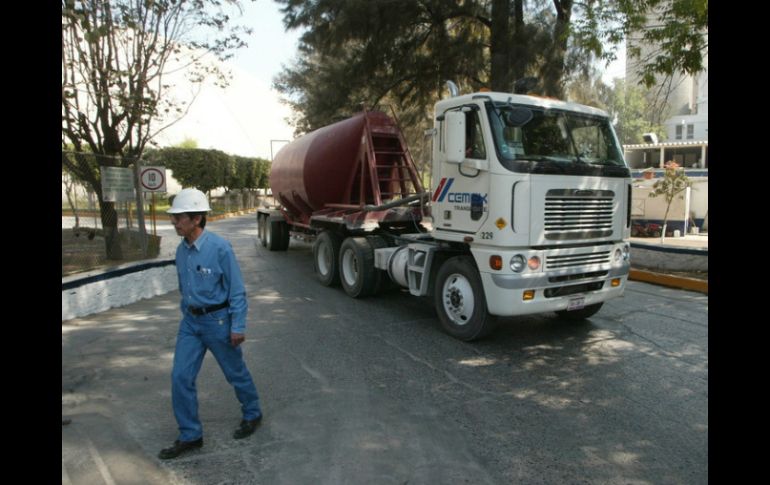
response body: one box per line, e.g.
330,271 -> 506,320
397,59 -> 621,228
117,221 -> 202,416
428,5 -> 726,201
268,110 -> 426,229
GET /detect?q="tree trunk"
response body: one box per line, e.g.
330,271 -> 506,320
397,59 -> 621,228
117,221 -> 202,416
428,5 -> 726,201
542,0 -> 573,98
511,0 -> 526,84
99,200 -> 124,260
660,200 -> 672,243
490,0 -> 512,92
64,178 -> 80,228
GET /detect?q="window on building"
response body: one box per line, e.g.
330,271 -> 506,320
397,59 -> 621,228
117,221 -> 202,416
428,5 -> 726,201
675,125 -> 683,140
687,124 -> 694,139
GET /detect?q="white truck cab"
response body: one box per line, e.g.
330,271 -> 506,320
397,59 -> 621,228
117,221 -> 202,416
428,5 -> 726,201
409,91 -> 632,338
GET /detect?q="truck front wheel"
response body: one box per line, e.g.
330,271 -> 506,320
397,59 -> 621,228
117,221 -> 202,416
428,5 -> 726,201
313,231 -> 342,286
434,256 -> 496,341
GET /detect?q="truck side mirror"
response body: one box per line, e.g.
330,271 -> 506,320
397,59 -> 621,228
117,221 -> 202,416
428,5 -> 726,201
444,111 -> 466,164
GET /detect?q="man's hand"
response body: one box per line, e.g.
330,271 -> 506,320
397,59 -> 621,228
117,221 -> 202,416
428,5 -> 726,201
230,332 -> 245,347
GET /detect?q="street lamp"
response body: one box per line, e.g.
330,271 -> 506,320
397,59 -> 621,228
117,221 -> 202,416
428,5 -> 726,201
270,139 -> 290,161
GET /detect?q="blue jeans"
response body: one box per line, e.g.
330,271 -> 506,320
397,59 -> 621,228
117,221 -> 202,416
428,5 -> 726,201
171,308 -> 261,441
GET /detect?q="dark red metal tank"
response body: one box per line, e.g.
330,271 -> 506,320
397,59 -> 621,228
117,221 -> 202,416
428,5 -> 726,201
270,113 -> 367,220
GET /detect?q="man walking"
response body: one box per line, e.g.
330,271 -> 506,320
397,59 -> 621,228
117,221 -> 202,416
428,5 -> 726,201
159,188 -> 263,460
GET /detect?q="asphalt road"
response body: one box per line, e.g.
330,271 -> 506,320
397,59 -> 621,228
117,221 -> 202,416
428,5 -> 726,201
62,214 -> 708,485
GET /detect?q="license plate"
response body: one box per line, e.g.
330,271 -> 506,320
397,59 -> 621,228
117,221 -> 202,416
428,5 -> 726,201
567,296 -> 585,311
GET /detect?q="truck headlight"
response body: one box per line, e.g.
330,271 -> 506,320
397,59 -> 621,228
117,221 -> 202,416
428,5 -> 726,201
510,254 -> 526,272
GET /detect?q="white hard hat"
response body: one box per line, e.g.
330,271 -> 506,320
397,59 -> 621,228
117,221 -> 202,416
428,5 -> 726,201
167,188 -> 212,213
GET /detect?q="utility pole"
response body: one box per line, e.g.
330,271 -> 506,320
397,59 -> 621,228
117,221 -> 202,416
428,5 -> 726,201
270,140 -> 290,161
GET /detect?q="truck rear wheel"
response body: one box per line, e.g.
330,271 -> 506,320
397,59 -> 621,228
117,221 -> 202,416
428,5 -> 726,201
339,237 -> 380,298
266,218 -> 289,251
555,302 -> 603,321
434,256 -> 496,341
313,231 -> 342,286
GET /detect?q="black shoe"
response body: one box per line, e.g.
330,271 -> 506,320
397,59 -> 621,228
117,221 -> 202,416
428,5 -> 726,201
233,416 -> 262,439
158,437 -> 203,460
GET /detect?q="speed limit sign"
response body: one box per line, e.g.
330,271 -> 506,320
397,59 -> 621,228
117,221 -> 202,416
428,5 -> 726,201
140,166 -> 167,192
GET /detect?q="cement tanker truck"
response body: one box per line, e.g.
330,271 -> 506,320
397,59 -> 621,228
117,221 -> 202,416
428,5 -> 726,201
257,85 -> 631,341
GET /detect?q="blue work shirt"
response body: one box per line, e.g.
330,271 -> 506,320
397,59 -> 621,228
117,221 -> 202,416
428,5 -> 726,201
175,230 -> 248,333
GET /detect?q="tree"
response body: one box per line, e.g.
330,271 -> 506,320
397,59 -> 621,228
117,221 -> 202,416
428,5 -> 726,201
255,158 -> 271,189
62,0 -> 252,259
274,0 -> 656,141
649,161 -> 692,242
600,78 -> 666,144
177,137 -> 200,149
624,0 -> 708,89
564,66 -> 611,110
153,147 -> 233,195
274,0 -> 706,175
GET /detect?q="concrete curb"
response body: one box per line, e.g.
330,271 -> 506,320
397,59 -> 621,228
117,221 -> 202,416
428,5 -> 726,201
629,268 -> 708,294
208,208 -> 257,221
62,259 -> 178,321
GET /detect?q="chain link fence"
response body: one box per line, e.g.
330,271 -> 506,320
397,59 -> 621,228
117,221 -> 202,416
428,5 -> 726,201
63,152 -> 265,277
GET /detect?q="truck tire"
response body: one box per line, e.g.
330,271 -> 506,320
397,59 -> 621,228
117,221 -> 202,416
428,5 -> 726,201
277,220 -> 290,251
257,214 -> 267,247
339,237 -> 380,298
555,302 -> 603,321
266,218 -> 289,251
433,256 -> 496,341
366,235 -> 391,294
313,231 -> 342,286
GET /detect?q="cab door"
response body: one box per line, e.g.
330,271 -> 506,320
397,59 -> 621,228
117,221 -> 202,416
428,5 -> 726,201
433,107 -> 491,235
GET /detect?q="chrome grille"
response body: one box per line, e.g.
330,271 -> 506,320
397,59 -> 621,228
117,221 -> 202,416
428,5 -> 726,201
546,251 -> 612,270
544,189 -> 614,240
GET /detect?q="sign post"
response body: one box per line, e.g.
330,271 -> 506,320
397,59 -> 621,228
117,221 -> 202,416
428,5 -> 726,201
140,166 -> 167,236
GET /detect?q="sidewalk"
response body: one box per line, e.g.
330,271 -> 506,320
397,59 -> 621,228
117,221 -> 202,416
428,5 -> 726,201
628,233 -> 708,293
630,233 -> 708,250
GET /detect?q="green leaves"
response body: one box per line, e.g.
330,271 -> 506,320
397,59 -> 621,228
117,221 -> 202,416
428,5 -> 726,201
649,161 -> 692,204
600,78 -> 665,145
648,160 -> 692,229
153,147 -> 270,193
625,0 -> 708,88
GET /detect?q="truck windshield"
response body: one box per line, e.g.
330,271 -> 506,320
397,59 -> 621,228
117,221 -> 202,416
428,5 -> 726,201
486,102 -> 627,175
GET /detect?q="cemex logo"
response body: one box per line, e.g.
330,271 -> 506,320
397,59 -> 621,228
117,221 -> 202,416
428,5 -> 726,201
432,178 -> 488,204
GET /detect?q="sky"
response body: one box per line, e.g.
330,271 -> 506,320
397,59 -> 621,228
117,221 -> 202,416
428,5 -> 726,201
155,1 -> 303,160
601,44 -> 627,85
156,1 -> 625,160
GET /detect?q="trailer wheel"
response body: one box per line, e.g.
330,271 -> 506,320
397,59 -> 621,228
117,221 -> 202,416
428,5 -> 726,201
339,237 -> 380,298
266,218 -> 289,251
257,214 -> 267,247
277,220 -> 290,251
434,256 -> 496,341
555,302 -> 603,321
313,231 -> 342,286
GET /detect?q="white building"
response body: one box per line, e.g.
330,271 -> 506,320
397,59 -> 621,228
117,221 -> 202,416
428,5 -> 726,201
625,7 -> 708,144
